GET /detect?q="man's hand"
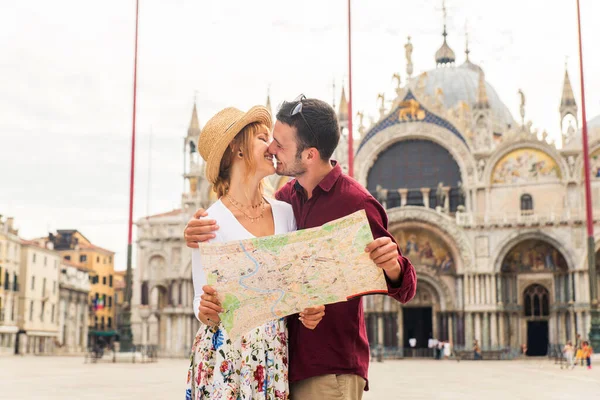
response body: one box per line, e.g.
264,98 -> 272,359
184,208 -> 219,248
365,237 -> 402,281
199,285 -> 222,326
299,305 -> 325,330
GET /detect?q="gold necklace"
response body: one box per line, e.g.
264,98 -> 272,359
226,195 -> 265,223
227,195 -> 264,210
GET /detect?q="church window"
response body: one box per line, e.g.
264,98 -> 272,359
520,194 -> 533,213
141,281 -> 149,305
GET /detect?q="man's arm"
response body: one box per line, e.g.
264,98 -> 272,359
363,197 -> 417,304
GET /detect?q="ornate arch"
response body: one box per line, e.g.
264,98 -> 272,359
354,122 -> 477,188
484,140 -> 568,186
145,253 -> 168,281
387,206 -> 474,274
493,230 -> 576,273
573,138 -> 600,183
414,274 -> 453,311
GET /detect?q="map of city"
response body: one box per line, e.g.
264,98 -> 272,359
198,210 -> 388,340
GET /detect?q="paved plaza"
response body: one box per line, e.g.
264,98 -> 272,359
1,356 -> 598,399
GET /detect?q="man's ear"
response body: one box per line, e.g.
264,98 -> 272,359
306,148 -> 319,161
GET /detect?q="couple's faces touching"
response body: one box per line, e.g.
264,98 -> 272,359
240,121 -> 320,181
269,121 -> 321,178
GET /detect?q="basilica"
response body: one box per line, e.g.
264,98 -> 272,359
130,22 -> 600,358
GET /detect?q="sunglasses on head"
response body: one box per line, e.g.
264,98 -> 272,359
286,94 -> 319,148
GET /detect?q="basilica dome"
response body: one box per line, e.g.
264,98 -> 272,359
408,64 -> 516,134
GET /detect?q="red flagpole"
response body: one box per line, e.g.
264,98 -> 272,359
120,0 -> 139,351
576,0 -> 600,351
347,0 -> 354,178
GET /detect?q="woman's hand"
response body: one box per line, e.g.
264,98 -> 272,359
199,285 -> 223,326
299,305 -> 326,330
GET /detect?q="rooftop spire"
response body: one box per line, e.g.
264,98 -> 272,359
435,0 -> 455,66
338,83 -> 349,122
187,102 -> 200,138
465,29 -> 470,62
560,66 -> 577,109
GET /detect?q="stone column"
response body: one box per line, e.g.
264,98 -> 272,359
377,313 -> 384,349
569,310 -> 576,342
166,315 -> 172,354
457,277 -> 464,309
498,313 -> 506,347
582,273 -> 590,303
483,313 -> 490,349
420,188 -> 431,208
398,189 -> 408,207
443,187 -> 451,211
474,313 -> 482,343
491,275 -> 497,305
397,307 -> 404,351
465,313 -> 473,348
548,314 -> 556,344
568,273 -> 574,303
497,276 -> 503,304
475,275 -> 481,305
576,311 -> 584,338
448,314 -> 454,344
491,312 -> 498,348
574,272 -> 581,302
585,312 -> 591,340
465,275 -> 471,305
486,275 -> 492,304
559,312 -> 566,344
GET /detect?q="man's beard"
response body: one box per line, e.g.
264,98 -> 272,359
277,153 -> 306,177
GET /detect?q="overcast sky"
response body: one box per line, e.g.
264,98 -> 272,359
2,0 -> 599,269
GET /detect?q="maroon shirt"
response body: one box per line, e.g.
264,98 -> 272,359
275,163 -> 417,388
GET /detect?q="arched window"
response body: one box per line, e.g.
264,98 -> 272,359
524,284 -> 550,317
520,194 -> 533,213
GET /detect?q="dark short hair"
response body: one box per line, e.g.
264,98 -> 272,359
276,97 -> 340,161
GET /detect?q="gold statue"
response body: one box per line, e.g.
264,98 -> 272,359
398,99 -> 425,121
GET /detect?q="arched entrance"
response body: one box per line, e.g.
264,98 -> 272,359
523,284 -> 550,356
402,280 -> 439,349
499,238 -> 569,354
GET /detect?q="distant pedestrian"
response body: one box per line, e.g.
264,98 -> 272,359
473,340 -> 482,360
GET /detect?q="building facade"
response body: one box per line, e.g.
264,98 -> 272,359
17,240 -> 61,354
355,29 -> 600,357
57,259 -> 91,353
132,26 -> 600,358
49,230 -> 116,335
0,217 -> 21,354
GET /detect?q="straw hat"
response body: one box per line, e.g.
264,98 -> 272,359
198,105 -> 272,184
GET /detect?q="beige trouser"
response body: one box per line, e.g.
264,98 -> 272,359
290,374 -> 366,400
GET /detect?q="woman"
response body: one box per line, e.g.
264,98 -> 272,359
185,105 -> 314,400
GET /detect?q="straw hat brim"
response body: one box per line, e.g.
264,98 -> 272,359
204,105 -> 272,184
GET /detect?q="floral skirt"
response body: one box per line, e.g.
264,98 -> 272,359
186,319 -> 289,400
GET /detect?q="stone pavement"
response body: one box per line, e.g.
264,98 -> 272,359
0,356 -> 598,399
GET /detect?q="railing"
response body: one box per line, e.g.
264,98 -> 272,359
455,209 -> 596,227
84,344 -> 159,364
376,346 -> 519,360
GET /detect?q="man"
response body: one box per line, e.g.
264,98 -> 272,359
185,96 -> 416,399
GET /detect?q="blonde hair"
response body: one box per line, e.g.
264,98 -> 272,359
213,122 -> 268,198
